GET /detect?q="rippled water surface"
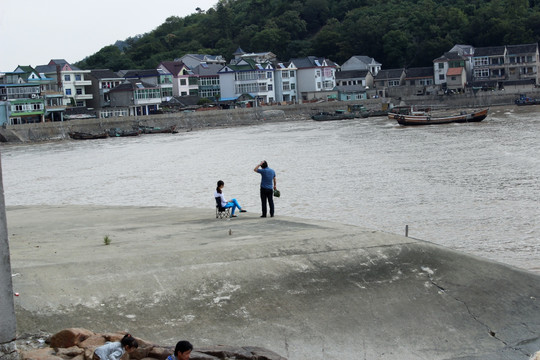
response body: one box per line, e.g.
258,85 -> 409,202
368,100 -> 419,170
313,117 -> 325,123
1,106 -> 539,273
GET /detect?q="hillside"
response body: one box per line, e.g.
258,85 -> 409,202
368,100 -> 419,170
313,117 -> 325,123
76,0 -> 540,71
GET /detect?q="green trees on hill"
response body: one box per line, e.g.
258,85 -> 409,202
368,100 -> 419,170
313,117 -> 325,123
76,0 -> 540,71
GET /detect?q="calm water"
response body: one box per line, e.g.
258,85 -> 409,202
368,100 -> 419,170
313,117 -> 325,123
1,105 -> 539,273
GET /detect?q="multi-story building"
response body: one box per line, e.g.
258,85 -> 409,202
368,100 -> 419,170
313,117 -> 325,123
176,54 -> 226,70
403,67 -> 435,95
109,79 -> 161,116
373,69 -> 406,98
505,43 -> 539,84
272,61 -> 298,103
471,46 -> 506,89
289,56 -> 337,101
335,69 -> 373,101
218,58 -> 276,105
0,66 -> 53,124
86,69 -> 125,111
340,55 -> 381,76
433,51 -> 468,88
35,59 -> 93,107
191,63 -> 223,101
157,61 -> 198,97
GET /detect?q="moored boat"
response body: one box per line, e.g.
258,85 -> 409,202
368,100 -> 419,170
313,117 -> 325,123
108,128 -> 141,137
388,107 -> 489,126
515,94 -> 540,106
68,131 -> 109,140
311,109 -> 357,121
136,125 -> 178,134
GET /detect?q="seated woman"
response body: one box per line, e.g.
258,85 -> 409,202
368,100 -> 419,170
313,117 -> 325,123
214,180 -> 247,217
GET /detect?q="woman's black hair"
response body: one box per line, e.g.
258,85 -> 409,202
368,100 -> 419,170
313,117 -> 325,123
174,340 -> 193,355
121,334 -> 139,349
216,180 -> 224,194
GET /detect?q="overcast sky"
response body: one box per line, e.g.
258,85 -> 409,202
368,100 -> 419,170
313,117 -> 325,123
0,0 -> 217,72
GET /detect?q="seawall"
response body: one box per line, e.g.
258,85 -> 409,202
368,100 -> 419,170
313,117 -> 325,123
8,205 -> 540,359
1,89 -> 537,143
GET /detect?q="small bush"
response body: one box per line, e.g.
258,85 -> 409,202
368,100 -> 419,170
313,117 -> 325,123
103,235 -> 111,246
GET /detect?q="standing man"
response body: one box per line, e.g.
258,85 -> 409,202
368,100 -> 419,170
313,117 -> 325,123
254,160 -> 276,218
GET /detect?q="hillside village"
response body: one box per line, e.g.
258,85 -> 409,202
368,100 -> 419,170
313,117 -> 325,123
0,43 -> 539,125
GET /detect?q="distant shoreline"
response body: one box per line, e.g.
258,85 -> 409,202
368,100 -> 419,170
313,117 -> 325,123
1,90 -> 537,143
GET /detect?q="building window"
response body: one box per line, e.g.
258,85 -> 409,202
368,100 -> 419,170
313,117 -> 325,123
438,63 -> 444,69
473,57 -> 489,66
268,84 -> 273,91
474,68 -> 489,77
64,75 -> 71,81
76,88 -> 83,95
267,72 -> 272,78
75,74 -> 82,81
439,74 -> 445,80
66,89 -> 72,95
290,71 -> 295,77
180,79 -> 187,85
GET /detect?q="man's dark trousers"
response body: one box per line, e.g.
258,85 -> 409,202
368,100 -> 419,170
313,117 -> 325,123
260,187 -> 274,217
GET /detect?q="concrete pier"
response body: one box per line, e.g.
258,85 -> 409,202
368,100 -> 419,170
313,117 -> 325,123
7,205 -> 540,359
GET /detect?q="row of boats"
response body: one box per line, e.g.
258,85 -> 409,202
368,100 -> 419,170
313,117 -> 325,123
68,125 -> 178,140
311,105 -> 489,126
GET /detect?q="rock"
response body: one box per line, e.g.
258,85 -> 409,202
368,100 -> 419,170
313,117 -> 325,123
20,348 -> 63,360
189,352 -> 220,360
55,346 -> 84,358
194,345 -> 253,359
78,336 -> 106,349
16,329 -> 287,360
242,347 -> 287,360
49,329 -> 95,348
146,346 -> 172,360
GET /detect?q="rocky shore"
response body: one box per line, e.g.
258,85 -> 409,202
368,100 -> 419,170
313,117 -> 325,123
7,328 -> 286,360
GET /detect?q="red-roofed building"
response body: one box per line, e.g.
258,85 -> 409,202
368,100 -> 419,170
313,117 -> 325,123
446,67 -> 466,91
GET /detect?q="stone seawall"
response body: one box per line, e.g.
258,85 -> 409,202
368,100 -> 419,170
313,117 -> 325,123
1,90 -> 536,143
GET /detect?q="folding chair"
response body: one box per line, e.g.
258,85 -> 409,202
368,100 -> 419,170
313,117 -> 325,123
215,197 -> 231,219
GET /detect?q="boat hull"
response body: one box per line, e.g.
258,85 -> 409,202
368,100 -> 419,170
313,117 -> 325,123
389,108 -> 489,126
68,132 -> 109,140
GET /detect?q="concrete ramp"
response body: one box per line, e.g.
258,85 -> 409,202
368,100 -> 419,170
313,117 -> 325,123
7,206 -> 540,360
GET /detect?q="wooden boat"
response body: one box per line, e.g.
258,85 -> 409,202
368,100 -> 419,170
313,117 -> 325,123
388,107 -> 489,126
108,128 -> 141,137
311,109 -> 357,121
136,125 -> 178,134
68,131 -> 109,140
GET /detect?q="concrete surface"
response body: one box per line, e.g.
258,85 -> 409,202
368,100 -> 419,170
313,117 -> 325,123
0,170 -> 16,343
6,205 -> 540,360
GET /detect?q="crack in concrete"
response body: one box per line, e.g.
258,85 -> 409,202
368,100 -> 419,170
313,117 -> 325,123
426,274 -> 531,358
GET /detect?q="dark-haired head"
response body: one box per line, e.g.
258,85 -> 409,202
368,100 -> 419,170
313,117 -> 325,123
261,161 -> 268,168
216,180 -> 224,193
174,340 -> 193,356
121,334 -> 139,350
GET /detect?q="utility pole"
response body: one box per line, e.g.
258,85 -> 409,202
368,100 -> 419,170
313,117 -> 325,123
0,154 -> 16,345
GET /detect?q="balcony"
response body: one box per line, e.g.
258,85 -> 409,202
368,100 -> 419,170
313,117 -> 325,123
42,90 -> 64,98
74,94 -> 93,100
74,80 -> 92,86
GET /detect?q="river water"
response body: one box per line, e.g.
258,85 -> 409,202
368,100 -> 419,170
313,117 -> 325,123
1,105 -> 539,273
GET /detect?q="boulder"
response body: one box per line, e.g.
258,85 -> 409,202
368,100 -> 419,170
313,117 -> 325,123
50,329 -> 95,349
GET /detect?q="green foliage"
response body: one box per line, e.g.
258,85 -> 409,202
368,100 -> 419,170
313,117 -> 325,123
75,0 -> 540,71
103,235 -> 111,246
